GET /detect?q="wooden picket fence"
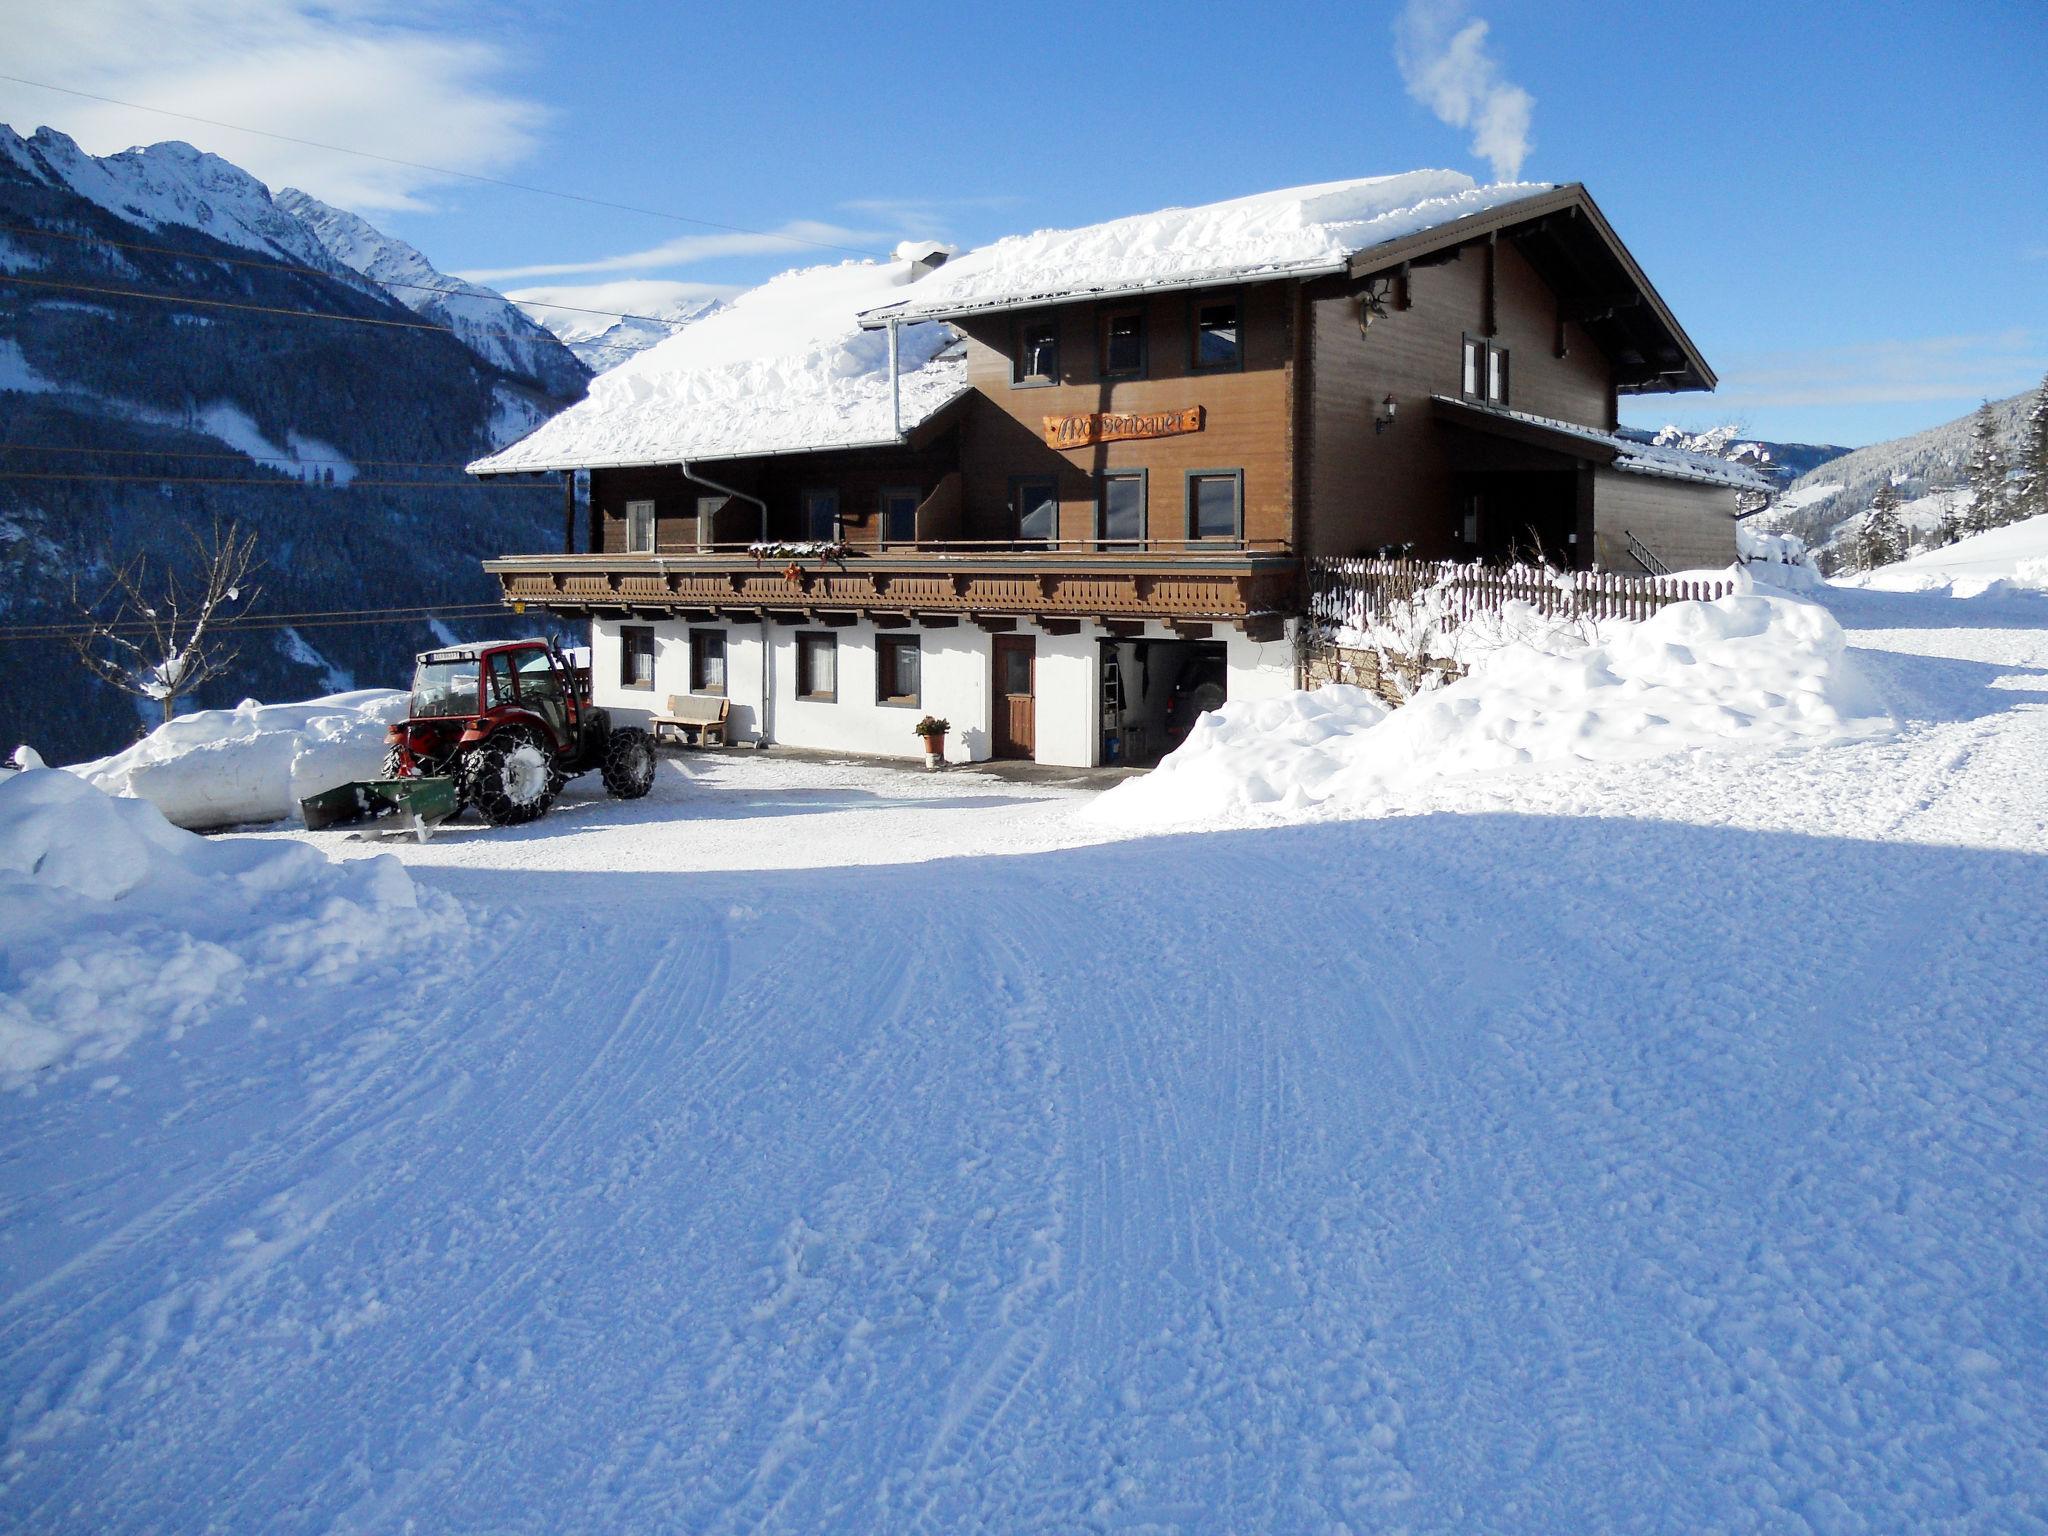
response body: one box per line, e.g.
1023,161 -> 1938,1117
1306,557 -> 1730,636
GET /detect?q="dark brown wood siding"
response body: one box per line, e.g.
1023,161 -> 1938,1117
589,434 -> 959,553
1304,237 -> 1616,560
1591,471 -> 1739,572
954,282 -> 1296,546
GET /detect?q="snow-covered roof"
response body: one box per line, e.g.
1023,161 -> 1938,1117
860,173 -> 1552,325
1434,397 -> 1773,491
469,259 -> 965,474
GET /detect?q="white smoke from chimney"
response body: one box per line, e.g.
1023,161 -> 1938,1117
1394,0 -> 1535,183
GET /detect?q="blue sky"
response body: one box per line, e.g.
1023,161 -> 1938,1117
5,0 -> 2043,446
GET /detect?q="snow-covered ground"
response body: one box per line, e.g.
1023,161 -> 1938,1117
1853,510 -> 2048,598
4,583 -> 2046,1532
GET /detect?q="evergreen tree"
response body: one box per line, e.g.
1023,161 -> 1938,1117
1962,400 -> 2009,532
1859,482 -> 1907,568
1935,503 -> 1964,547
2018,372 -> 2048,523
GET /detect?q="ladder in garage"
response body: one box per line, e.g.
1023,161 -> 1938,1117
1101,654 -> 1127,763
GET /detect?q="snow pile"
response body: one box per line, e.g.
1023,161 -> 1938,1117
70,690 -> 406,830
1737,522 -> 1823,590
1852,511 -> 2048,598
870,173 -> 1548,321
1092,592 -> 1889,828
0,767 -> 458,1084
471,260 -> 964,472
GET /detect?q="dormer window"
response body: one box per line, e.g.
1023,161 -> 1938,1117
1193,296 -> 1241,370
1099,308 -> 1145,378
1462,335 -> 1509,405
1014,316 -> 1059,386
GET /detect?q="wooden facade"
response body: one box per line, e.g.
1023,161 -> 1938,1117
492,182 -> 1740,627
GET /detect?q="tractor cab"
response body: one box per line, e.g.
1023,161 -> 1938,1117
406,640 -> 586,752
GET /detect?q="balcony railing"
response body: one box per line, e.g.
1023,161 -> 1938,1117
484,540 -> 1299,636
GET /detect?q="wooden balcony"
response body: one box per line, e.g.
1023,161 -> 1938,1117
483,541 -> 1299,639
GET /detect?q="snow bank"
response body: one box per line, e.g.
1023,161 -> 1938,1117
0,768 -> 459,1084
69,690 -> 405,830
1090,593 -> 1890,829
1737,523 -> 1823,591
1852,511 -> 2048,598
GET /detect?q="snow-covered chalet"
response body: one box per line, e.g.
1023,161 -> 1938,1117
471,174 -> 1761,767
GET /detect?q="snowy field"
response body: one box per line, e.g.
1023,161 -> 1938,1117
4,582 -> 2047,1532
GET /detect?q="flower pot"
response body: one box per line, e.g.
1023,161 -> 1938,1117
921,733 -> 946,770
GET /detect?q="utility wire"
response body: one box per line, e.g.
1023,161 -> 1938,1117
0,74 -> 888,258
0,222 -> 698,330
0,469 -> 548,490
0,605 -> 511,642
0,271 -> 473,331
0,442 -> 552,473
0,268 -> 681,350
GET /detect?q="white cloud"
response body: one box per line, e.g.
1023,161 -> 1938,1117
457,220 -> 884,284
1394,0 -> 1534,182
0,0 -> 546,211
1714,331 -> 2045,409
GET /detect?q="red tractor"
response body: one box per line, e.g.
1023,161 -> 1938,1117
383,638 -> 656,825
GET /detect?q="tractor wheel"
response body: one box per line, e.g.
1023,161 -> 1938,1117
381,746 -> 406,779
462,732 -> 558,826
601,727 -> 656,800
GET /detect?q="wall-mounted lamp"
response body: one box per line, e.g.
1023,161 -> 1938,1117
1374,394 -> 1398,434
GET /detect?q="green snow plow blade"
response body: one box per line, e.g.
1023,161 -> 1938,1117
299,776 -> 460,841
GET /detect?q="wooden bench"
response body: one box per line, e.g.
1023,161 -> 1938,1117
649,694 -> 729,747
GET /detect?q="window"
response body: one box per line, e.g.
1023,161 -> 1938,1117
1187,470 -> 1243,542
695,494 -> 725,550
690,629 -> 727,695
624,498 -> 655,553
877,635 -> 920,705
796,632 -> 837,701
620,625 -> 655,689
1099,308 -> 1145,377
1462,335 -> 1509,405
1097,472 -> 1146,546
802,489 -> 839,541
1012,477 -> 1059,544
487,652 -> 519,707
880,486 -> 920,545
1013,315 -> 1060,386
1193,296 -> 1241,370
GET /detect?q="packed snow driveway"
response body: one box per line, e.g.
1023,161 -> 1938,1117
3,587 -> 2046,1533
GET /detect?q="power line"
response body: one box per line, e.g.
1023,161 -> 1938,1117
0,469 -> 546,490
0,271 -> 467,331
0,222 -> 696,330
0,604 -> 511,642
0,442 -> 552,473
0,73 -> 887,258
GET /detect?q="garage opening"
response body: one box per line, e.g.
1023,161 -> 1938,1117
1100,639 -> 1226,768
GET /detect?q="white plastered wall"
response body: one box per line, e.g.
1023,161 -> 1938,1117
589,615 -> 1297,769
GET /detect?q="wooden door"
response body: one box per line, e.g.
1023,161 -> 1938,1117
992,635 -> 1036,760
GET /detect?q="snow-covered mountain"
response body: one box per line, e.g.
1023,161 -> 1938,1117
0,124 -> 585,763
510,287 -> 727,374
1760,389 -> 2036,547
0,127 -> 339,268
1615,423 -> 1852,492
275,189 -> 588,398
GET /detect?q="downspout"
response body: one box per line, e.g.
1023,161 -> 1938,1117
680,460 -> 768,543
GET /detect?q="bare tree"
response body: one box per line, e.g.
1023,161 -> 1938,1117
70,520 -> 263,726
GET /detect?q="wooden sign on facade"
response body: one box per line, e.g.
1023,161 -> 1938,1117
1042,404 -> 1204,450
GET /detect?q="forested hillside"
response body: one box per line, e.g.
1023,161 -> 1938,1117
0,127 -> 587,763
